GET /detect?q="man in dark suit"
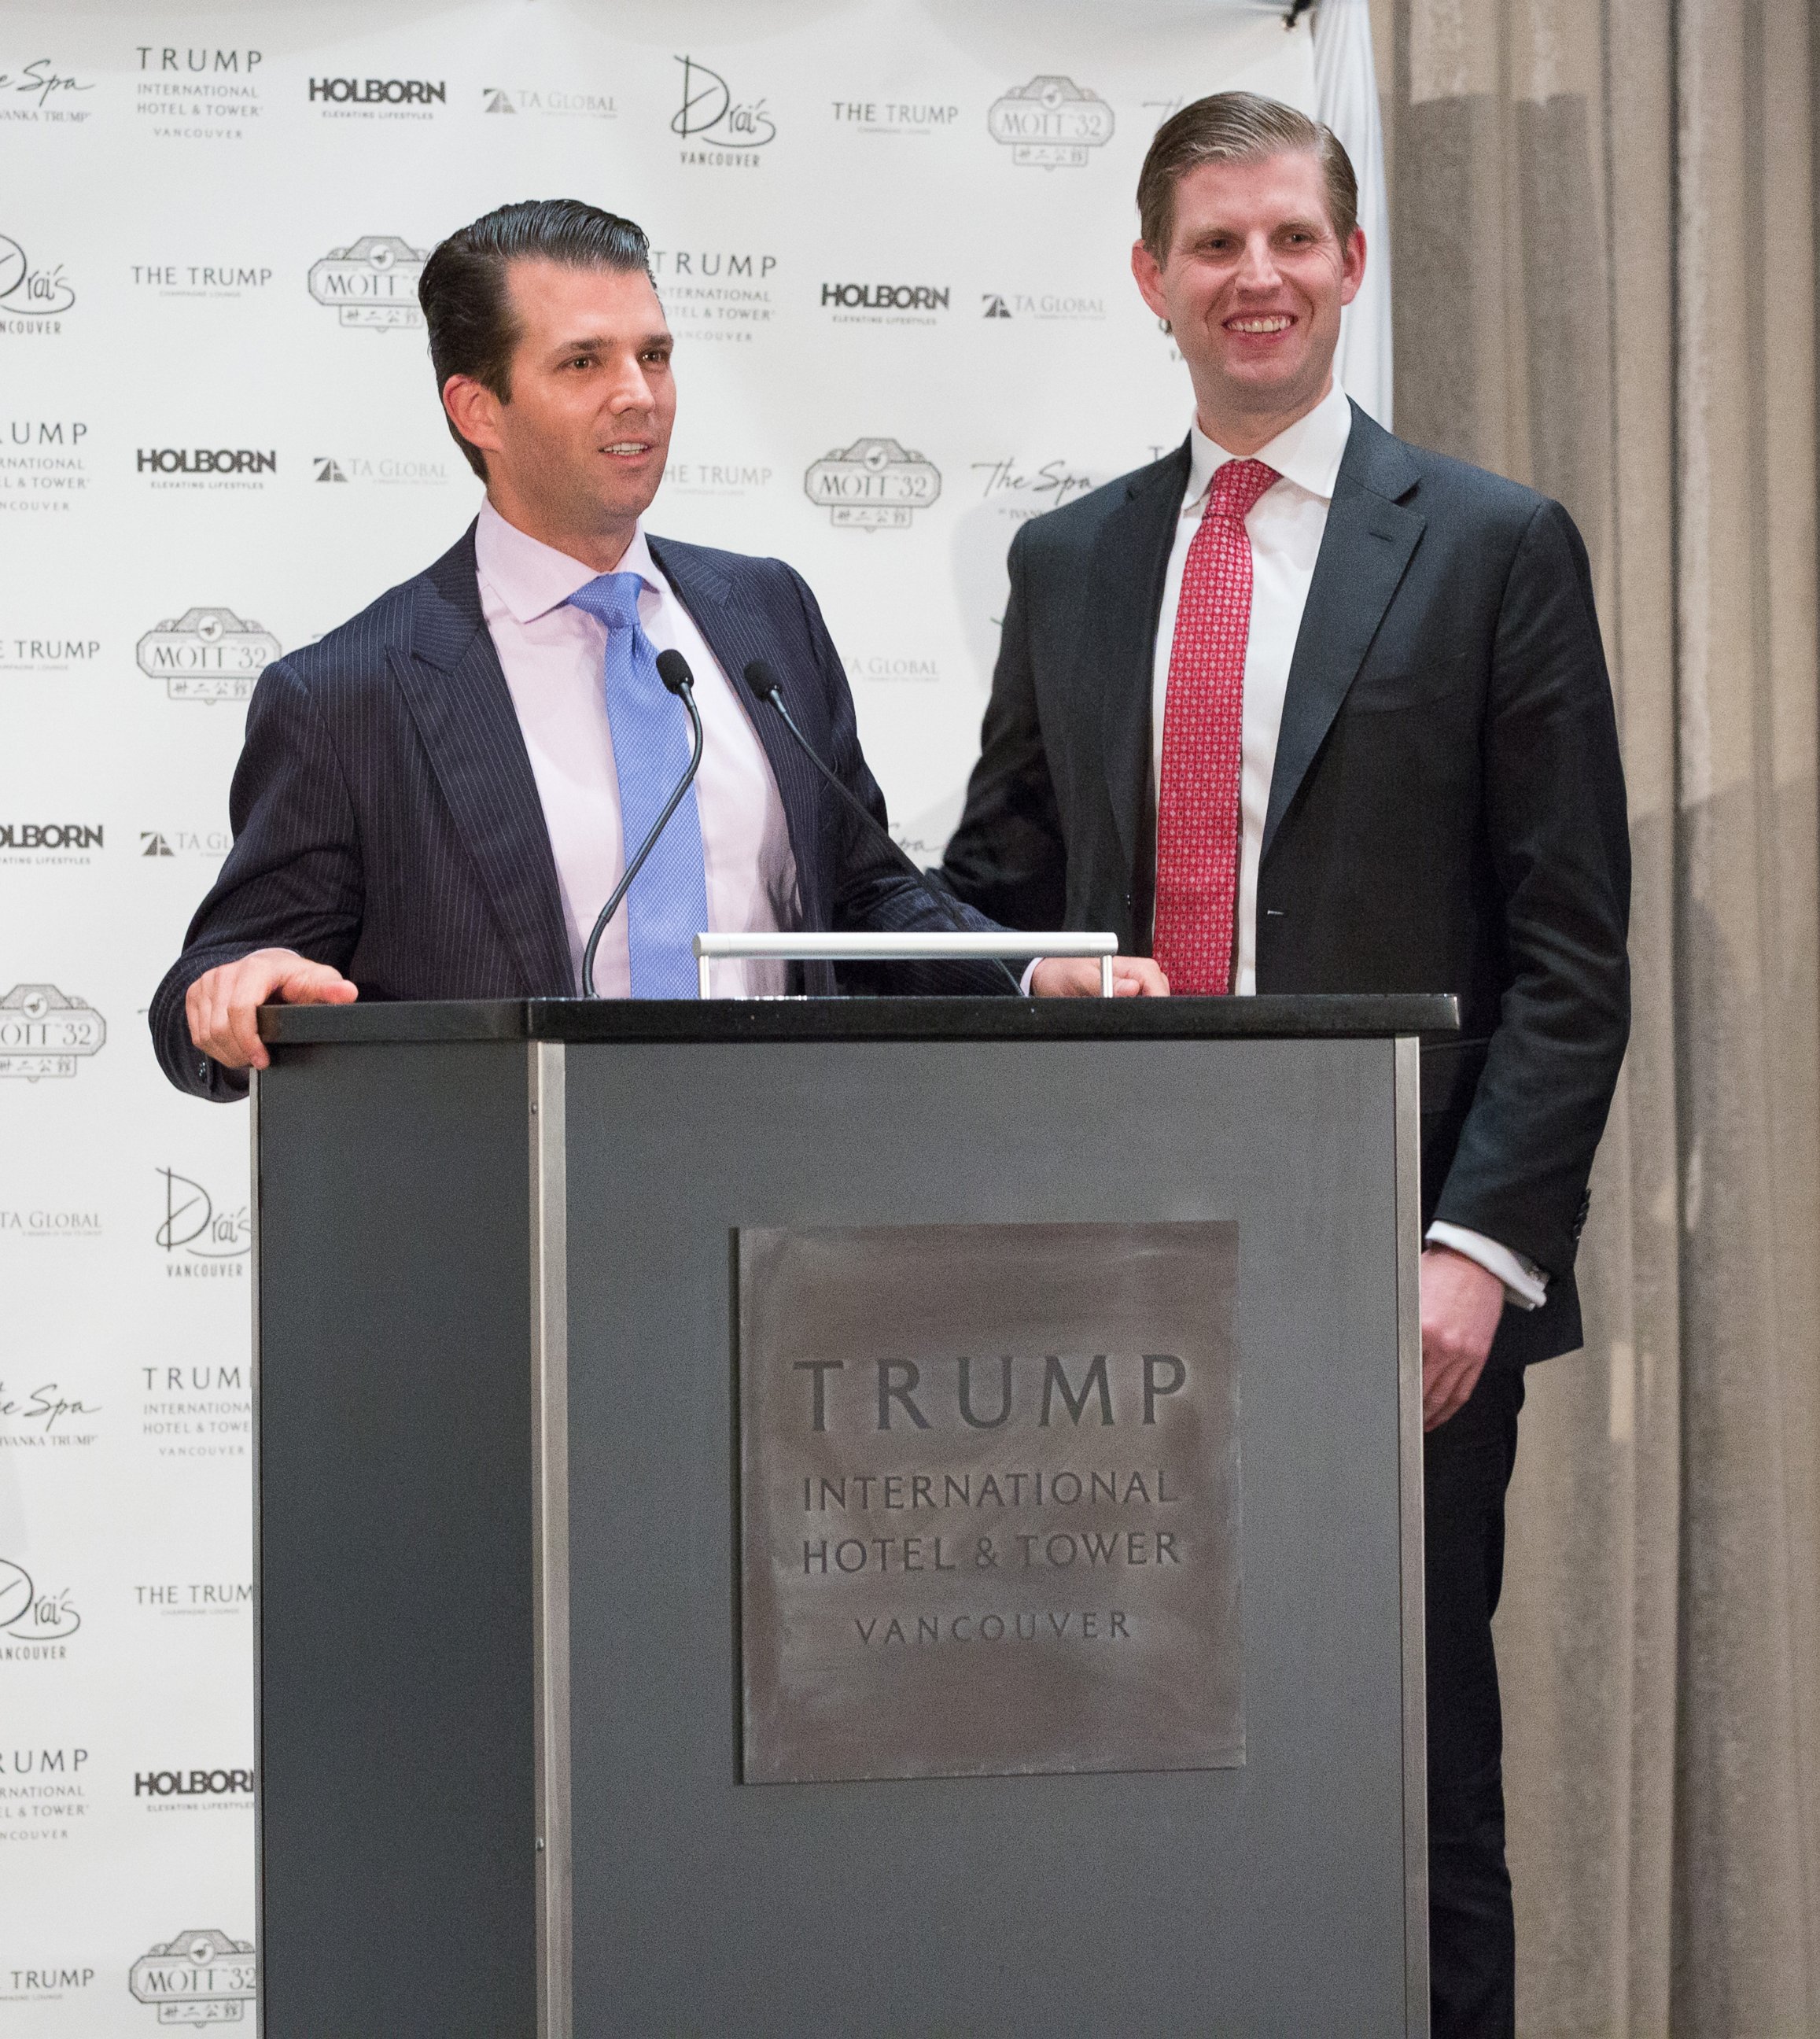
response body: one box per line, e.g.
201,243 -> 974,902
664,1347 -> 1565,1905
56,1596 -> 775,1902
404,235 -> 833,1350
937,94 -> 1630,2035
153,198 -> 1162,1099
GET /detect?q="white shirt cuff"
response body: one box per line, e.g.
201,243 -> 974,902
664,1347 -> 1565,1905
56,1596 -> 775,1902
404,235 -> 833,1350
1424,1222 -> 1549,1311
1019,958 -> 1040,996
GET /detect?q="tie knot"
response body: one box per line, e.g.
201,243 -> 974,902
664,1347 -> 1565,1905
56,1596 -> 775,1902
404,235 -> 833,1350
1207,458 -> 1279,521
567,570 -> 645,633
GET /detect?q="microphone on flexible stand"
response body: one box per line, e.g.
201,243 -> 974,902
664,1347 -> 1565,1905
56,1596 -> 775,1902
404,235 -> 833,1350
739,658 -> 1025,995
583,647 -> 704,999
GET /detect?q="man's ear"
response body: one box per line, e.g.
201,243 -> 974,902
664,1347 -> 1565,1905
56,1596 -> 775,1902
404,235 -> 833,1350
1339,227 -> 1367,308
442,374 -> 505,459
1130,238 -> 1171,323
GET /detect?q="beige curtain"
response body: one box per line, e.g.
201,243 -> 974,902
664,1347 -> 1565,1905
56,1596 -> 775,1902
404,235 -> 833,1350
1368,0 -> 1820,2029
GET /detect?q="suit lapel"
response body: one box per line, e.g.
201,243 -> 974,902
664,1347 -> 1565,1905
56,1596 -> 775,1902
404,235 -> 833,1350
392,526 -> 574,994
1090,441 -> 1192,872
1262,407 -> 1424,863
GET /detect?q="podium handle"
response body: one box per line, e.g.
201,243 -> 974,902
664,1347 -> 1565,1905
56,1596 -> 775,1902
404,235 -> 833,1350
690,930 -> 1119,999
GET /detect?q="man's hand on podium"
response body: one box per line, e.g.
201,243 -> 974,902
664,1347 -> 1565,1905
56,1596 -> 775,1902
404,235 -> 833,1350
1030,957 -> 1170,997
185,948 -> 359,1073
1420,1244 -> 1507,1431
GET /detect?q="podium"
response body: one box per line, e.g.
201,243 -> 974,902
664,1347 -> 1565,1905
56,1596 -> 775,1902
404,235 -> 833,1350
251,994 -> 1450,2037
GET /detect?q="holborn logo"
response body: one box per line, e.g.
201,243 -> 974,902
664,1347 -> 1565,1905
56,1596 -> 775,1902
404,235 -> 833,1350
987,76 -> 1115,167
0,1555 -> 81,1654
0,231 -> 74,321
136,607 -> 280,703
820,282 -> 949,323
805,437 -> 941,530
155,1167 -> 251,1274
309,74 -> 445,109
672,53 -> 774,162
308,234 -> 428,328
135,1764 -> 254,1800
137,447 -> 275,481
128,1931 -> 256,2025
0,820 -> 102,855
0,984 -> 105,1080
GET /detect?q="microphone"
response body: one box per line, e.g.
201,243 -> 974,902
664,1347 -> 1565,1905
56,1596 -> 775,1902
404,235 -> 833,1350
740,659 -> 1024,995
582,647 -> 705,998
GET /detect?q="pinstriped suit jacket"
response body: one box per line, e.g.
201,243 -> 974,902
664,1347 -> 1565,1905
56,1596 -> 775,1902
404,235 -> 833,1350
150,523 -> 1006,1100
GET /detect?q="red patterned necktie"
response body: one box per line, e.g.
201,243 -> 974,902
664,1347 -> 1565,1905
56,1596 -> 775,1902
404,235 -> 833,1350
1152,457 -> 1280,994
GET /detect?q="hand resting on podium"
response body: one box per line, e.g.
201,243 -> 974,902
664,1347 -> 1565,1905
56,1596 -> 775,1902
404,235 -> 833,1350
186,947 -> 358,1073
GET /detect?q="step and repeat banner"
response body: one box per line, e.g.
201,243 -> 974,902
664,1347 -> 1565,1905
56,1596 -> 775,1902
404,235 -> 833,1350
0,1 -> 1373,2026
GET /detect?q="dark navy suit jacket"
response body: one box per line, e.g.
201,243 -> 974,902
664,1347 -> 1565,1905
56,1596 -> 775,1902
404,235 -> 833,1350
152,524 -> 1005,1100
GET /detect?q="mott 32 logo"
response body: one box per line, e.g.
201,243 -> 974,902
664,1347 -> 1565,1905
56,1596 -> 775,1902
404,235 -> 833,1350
805,438 -> 941,530
129,1932 -> 256,2025
308,235 -> 428,329
988,76 -> 1114,167
0,983 -> 105,1079
137,606 -> 279,702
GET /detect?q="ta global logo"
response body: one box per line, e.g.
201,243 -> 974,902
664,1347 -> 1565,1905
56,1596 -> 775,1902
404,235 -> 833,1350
0,983 -> 105,1079
0,230 -> 74,330
805,437 -> 941,530
484,83 -> 616,120
137,606 -> 280,702
308,234 -> 428,329
0,1554 -> 82,1655
128,1932 -> 256,2025
672,53 -> 774,165
988,76 -> 1115,168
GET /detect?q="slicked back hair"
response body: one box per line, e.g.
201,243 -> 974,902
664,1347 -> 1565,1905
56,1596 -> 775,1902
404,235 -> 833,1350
1137,92 -> 1358,260
417,198 -> 656,478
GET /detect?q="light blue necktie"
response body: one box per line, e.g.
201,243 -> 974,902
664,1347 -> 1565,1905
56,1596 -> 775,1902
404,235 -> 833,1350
567,573 -> 709,997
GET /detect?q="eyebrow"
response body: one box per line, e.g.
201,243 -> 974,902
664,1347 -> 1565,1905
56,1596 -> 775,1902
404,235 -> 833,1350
551,330 -> 673,356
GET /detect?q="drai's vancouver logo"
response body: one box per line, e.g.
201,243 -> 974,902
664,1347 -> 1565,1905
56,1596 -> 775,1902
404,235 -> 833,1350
134,46 -> 264,142
0,57 -> 96,124
987,76 -> 1115,168
137,445 -> 275,490
820,281 -> 949,326
0,231 -> 74,328
308,234 -> 428,329
484,83 -> 615,119
156,1167 -> 252,1276
0,1555 -> 81,1657
0,820 -> 102,864
672,53 -> 773,164
136,607 -> 280,703
309,72 -> 445,115
0,984 -> 105,1080
0,416 -> 87,514
128,1931 -> 256,2025
805,437 -> 941,530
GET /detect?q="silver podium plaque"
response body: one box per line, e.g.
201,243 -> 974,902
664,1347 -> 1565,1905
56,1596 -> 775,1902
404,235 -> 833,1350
739,1221 -> 1243,1783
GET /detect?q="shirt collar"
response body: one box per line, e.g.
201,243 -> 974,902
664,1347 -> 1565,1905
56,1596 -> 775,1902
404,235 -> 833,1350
474,495 -> 656,625
1184,378 -> 1354,508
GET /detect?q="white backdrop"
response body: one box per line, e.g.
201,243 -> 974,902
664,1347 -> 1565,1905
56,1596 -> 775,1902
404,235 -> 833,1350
0,2 -> 1380,2026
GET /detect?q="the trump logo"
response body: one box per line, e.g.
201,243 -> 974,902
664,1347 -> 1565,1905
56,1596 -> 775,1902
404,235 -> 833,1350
804,437 -> 941,530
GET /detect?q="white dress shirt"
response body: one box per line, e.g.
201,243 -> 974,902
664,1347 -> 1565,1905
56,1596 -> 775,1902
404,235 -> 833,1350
475,497 -> 796,998
1151,382 -> 1545,1310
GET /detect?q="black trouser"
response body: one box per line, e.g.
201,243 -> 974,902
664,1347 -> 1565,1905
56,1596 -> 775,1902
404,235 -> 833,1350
1424,1355 -> 1526,2039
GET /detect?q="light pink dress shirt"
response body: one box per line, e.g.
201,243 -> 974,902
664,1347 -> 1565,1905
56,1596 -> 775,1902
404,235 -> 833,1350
474,498 -> 797,998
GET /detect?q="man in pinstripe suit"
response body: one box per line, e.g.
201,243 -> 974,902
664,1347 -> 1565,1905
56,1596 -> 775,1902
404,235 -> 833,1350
150,200 -> 1166,1100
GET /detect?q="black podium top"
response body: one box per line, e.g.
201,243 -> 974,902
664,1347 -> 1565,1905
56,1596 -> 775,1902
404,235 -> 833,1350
261,992 -> 1457,1048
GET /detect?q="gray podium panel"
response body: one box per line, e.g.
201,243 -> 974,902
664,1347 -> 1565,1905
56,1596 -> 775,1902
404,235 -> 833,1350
252,1001 -> 1431,2039
560,1037 -> 1420,2037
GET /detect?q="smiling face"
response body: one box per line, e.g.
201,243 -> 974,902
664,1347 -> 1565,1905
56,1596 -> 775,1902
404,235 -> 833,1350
1131,148 -> 1365,455
440,257 -> 675,569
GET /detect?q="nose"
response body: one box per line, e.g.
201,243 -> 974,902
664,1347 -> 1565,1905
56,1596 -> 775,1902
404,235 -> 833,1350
608,351 -> 656,413
1234,230 -> 1282,293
